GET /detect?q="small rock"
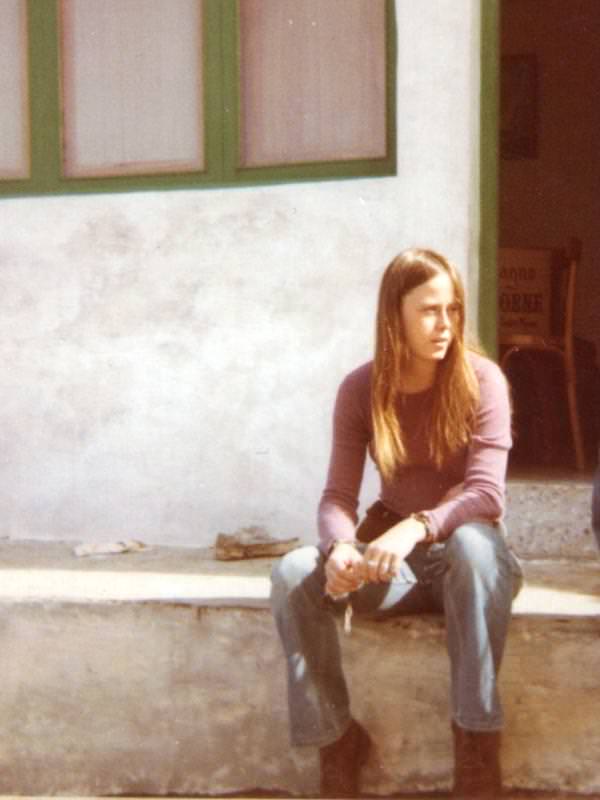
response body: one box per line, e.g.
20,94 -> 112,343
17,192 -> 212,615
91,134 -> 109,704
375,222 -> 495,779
215,527 -> 300,560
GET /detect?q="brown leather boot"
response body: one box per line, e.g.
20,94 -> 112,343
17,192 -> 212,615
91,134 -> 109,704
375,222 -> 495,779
452,721 -> 502,798
319,719 -> 371,798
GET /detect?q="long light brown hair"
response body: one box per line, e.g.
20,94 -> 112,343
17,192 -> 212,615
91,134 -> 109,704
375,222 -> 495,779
372,248 -> 479,479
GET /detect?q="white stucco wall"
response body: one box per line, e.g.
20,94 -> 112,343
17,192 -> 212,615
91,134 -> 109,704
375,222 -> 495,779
0,1 -> 481,547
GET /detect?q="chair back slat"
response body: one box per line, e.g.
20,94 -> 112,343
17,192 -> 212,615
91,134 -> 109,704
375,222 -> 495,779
498,238 -> 584,471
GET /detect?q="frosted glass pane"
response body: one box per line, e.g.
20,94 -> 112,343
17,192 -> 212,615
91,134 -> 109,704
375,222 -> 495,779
239,0 -> 387,167
0,0 -> 29,179
61,0 -> 203,177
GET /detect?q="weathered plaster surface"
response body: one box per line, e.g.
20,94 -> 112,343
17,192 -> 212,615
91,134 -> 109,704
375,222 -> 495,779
0,1 -> 480,548
0,539 -> 599,796
1,595 -> 599,797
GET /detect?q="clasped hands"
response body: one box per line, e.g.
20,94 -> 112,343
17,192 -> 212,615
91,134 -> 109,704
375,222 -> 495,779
324,517 -> 427,598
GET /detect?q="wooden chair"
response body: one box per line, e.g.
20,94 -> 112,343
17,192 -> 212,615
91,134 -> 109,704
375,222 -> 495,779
498,237 -> 585,471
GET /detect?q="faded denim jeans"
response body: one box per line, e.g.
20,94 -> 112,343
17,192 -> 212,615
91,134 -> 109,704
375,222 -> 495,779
270,521 -> 523,748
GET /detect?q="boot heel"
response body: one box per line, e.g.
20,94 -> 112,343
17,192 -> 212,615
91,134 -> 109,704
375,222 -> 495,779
452,721 -> 502,798
320,719 -> 371,798
357,726 -> 372,767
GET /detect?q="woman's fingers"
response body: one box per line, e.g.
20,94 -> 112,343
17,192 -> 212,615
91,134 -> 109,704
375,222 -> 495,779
363,548 -> 397,583
325,554 -> 362,595
364,553 -> 381,582
381,552 -> 398,580
326,543 -> 400,594
327,571 -> 356,595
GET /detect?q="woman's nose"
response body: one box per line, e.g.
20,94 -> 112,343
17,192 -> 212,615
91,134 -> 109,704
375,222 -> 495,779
437,310 -> 450,328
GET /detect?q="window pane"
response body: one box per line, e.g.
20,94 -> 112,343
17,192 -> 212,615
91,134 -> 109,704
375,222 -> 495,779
0,0 -> 29,179
239,0 -> 387,168
61,0 -> 204,177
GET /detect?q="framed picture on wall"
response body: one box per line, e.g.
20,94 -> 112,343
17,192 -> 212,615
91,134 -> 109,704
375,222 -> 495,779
500,54 -> 539,159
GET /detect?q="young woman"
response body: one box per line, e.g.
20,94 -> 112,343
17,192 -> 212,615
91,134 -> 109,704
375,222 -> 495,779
271,248 -> 523,799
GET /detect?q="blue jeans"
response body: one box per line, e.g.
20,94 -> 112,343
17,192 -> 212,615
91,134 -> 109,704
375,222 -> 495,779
270,522 -> 523,747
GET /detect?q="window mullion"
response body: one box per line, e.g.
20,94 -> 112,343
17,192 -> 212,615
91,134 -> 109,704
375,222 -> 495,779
218,0 -> 239,181
203,0 -> 228,183
384,0 -> 397,168
28,0 -> 62,189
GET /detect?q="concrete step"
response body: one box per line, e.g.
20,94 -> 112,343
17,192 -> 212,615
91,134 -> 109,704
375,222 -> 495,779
0,539 -> 599,797
505,473 -> 596,559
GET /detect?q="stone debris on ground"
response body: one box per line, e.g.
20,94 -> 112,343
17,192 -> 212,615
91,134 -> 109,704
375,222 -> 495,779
72,539 -> 150,558
215,526 -> 300,560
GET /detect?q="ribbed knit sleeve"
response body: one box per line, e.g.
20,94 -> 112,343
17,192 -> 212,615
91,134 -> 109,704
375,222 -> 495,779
317,364 -> 371,553
425,356 -> 512,540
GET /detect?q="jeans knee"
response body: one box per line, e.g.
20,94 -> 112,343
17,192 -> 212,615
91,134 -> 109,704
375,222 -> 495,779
444,523 -> 506,584
270,545 -> 321,597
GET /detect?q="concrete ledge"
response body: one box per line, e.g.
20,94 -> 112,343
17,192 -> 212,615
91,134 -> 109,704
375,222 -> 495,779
2,539 -> 600,616
0,540 -> 271,606
1,541 -> 600,796
505,476 -> 596,560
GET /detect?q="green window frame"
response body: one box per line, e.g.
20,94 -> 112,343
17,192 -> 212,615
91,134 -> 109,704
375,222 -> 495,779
1,0 -> 397,198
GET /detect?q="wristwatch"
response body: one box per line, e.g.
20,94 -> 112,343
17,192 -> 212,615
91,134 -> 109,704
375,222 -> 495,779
410,512 -> 436,545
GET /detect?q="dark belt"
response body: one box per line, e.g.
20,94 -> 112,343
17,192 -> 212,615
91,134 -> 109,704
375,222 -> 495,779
355,500 -> 404,544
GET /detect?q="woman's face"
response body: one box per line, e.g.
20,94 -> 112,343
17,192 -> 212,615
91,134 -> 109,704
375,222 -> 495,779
401,271 -> 460,364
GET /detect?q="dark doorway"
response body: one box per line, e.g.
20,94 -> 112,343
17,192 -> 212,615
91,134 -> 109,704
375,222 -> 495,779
499,0 -> 600,473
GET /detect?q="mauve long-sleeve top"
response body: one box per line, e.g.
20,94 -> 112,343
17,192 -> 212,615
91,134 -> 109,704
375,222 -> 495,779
317,352 -> 512,553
